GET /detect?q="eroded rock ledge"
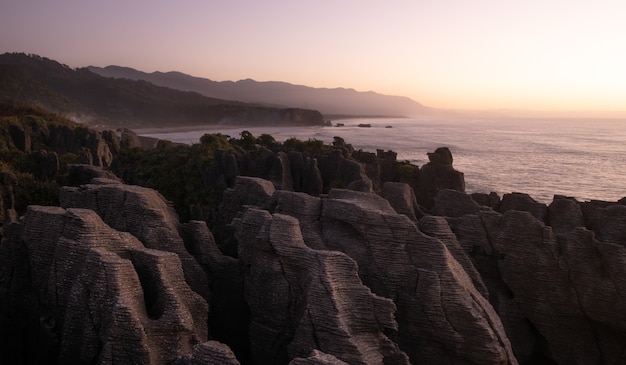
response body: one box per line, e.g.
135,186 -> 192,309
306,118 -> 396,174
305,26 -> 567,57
2,168 -> 626,364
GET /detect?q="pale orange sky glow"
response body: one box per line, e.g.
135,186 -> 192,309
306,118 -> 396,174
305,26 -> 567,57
2,0 -> 625,114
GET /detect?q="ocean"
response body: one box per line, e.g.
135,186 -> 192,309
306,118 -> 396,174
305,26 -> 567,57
139,117 -> 626,204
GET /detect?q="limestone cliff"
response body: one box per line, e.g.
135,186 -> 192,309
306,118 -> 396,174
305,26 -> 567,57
0,206 -> 207,364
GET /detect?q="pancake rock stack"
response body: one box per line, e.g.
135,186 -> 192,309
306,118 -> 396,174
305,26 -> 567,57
2,147 -> 626,365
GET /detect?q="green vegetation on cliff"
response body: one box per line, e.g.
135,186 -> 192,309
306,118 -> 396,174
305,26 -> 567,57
0,101 -> 84,215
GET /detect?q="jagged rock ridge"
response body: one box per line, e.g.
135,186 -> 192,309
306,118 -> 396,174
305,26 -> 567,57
2,146 -> 626,365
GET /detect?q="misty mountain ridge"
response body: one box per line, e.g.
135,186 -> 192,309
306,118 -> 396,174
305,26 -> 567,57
0,53 -> 325,128
88,65 -> 432,117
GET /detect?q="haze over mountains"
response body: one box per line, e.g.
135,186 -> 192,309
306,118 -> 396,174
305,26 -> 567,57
0,53 -> 325,128
88,65 -> 432,117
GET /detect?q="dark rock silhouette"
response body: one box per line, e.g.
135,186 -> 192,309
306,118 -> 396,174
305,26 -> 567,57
0,171 -> 18,225
498,192 -> 547,221
416,147 -> 465,208
471,192 -> 501,210
548,195 -> 584,234
317,149 -> 373,193
66,164 -> 121,186
33,149 -> 60,180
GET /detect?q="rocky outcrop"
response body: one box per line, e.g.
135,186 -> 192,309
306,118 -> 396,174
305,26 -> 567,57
179,220 -> 251,363
432,188 -> 481,217
416,147 -> 465,208
173,341 -> 241,365
0,206 -> 208,364
59,180 -> 210,301
317,149 -> 373,193
66,164 -> 121,186
0,170 -> 17,225
214,176 -> 277,257
289,350 -> 350,365
548,195 -> 584,235
380,181 -> 423,222
471,192 -> 501,210
449,201 -> 626,364
287,151 -> 323,196
47,125 -> 114,167
498,192 -> 547,222
33,149 -> 60,180
316,189 -> 516,364
4,131 -> 626,365
234,209 -> 409,365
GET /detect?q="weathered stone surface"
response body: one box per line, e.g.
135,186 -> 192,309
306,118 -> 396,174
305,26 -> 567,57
493,210 -> 626,364
499,192 -> 547,222
214,176 -> 276,256
234,209 -> 409,365
8,123 -> 31,152
318,189 -> 516,365
180,220 -> 250,363
48,124 -> 114,167
0,170 -> 18,225
287,151 -> 324,196
548,196 -> 584,235
174,341 -> 241,365
0,206 -> 208,364
432,188 -> 481,217
33,149 -> 60,180
416,147 -> 465,208
446,210 -> 540,364
273,190 -> 325,250
381,182 -> 423,222
66,164 -> 121,186
59,182 -> 209,301
202,149 -> 239,193
588,204 -> 626,246
451,206 -> 626,364
317,149 -> 373,193
471,192 -> 501,210
289,350 -> 350,365
269,151 -> 294,191
419,215 -> 489,298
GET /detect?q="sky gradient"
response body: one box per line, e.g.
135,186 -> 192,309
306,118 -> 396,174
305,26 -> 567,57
2,0 -> 625,114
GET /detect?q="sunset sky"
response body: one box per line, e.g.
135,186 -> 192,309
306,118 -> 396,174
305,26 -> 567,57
2,0 -> 625,114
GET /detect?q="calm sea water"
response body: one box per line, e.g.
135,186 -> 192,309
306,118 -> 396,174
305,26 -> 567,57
140,117 -> 626,203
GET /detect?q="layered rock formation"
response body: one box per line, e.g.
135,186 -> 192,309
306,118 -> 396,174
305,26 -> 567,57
234,209 -> 409,364
219,177 -> 517,364
2,143 -> 626,365
0,205 -> 207,364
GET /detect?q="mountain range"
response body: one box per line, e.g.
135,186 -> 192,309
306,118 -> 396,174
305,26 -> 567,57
0,52 -> 433,129
0,53 -> 324,128
88,66 -> 432,117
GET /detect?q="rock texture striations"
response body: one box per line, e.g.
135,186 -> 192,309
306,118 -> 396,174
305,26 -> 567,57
2,144 -> 626,365
0,205 -> 207,364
